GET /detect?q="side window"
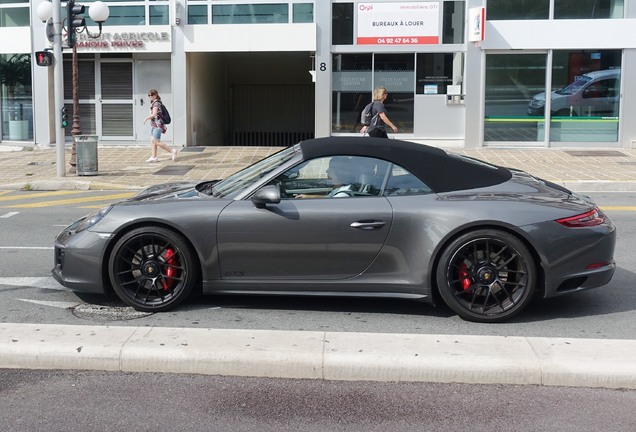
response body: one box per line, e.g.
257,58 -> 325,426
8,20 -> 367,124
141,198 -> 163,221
383,165 -> 433,196
275,156 -> 389,199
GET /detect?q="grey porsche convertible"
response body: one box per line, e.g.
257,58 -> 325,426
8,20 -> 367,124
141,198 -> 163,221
53,137 -> 616,323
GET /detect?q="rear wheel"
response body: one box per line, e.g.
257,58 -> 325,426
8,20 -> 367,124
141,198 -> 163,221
436,229 -> 536,323
108,227 -> 197,312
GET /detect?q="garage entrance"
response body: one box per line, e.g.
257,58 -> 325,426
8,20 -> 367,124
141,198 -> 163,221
188,52 -> 315,147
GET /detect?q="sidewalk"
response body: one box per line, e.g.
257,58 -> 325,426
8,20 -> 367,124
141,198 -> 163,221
1,141 -> 636,389
1,142 -> 636,191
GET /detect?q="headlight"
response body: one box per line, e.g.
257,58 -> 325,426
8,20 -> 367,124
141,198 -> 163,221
75,206 -> 113,233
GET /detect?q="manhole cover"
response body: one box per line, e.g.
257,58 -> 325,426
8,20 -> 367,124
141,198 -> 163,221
179,146 -> 205,153
565,151 -> 626,157
72,303 -> 153,321
154,165 -> 194,175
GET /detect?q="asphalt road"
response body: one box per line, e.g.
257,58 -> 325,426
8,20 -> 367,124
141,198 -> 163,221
1,369 -> 634,432
0,191 -> 634,339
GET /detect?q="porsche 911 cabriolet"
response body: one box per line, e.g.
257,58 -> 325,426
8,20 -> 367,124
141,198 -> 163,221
52,137 -> 616,322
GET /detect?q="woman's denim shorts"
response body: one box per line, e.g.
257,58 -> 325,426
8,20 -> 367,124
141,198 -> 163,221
151,127 -> 162,140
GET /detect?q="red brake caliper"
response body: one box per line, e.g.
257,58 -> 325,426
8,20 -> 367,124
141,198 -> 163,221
162,248 -> 176,290
459,262 -> 472,290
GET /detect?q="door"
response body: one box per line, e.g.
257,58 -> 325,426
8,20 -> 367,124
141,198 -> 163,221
134,59 -> 172,143
100,61 -> 134,140
216,197 -> 393,282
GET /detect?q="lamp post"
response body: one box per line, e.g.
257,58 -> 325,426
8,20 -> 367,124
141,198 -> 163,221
35,1 -> 109,175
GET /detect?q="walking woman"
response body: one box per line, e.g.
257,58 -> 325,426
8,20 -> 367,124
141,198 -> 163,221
143,89 -> 176,162
360,86 -> 398,138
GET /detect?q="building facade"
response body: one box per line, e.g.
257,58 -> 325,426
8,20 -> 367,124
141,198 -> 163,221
1,0 -> 636,149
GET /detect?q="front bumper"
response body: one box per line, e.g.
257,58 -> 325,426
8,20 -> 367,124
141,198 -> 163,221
52,226 -> 111,294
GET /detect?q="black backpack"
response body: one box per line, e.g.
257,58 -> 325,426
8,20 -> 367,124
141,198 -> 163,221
160,101 -> 171,124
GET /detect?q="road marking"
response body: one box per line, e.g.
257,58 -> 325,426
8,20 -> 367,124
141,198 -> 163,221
0,246 -> 53,250
0,191 -> 86,201
0,191 -> 11,196
0,276 -> 65,290
17,299 -> 80,309
0,212 -> 19,218
5,192 -> 135,208
599,206 -> 636,211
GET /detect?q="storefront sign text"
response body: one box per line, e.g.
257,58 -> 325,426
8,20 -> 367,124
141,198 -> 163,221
71,32 -> 170,49
357,2 -> 440,45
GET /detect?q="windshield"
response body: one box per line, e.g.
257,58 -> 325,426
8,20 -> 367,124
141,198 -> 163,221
555,76 -> 592,95
209,145 -> 299,198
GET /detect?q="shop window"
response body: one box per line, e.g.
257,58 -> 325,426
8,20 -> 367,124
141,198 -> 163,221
374,54 -> 414,134
554,0 -> 623,19
188,5 -> 208,25
548,50 -> 621,142
332,3 -> 353,45
332,54 -> 372,132
0,6 -> 29,27
293,3 -> 313,23
487,0 -> 549,20
416,53 -> 463,95
0,53 -> 32,141
484,54 -> 546,142
212,4 -> 288,24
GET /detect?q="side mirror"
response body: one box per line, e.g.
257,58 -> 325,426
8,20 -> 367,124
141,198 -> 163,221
251,185 -> 281,209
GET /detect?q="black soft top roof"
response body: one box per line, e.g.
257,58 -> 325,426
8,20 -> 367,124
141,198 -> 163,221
299,137 -> 512,193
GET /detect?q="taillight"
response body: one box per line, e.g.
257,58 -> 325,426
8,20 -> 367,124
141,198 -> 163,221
556,208 -> 605,228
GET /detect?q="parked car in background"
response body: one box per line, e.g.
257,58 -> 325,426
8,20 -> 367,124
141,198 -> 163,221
528,68 -> 620,117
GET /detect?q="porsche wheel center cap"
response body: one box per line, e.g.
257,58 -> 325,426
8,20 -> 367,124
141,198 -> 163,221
478,267 -> 496,283
143,261 -> 159,277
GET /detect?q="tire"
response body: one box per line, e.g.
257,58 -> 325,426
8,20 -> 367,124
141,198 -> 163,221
436,229 -> 536,323
108,226 -> 197,312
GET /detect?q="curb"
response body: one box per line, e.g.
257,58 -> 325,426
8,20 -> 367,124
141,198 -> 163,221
1,323 -> 635,389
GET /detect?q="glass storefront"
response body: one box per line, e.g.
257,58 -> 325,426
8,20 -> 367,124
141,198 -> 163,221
484,54 -> 546,142
548,50 -> 621,142
485,50 -> 622,144
0,53 -> 32,141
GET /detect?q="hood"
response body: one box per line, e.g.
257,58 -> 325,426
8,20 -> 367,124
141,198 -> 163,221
124,181 -> 207,202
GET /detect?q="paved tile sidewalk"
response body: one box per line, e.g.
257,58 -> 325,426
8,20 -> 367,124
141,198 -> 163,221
0,143 -> 635,191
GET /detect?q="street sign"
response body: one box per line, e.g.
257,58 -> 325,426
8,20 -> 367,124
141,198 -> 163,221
35,51 -> 53,67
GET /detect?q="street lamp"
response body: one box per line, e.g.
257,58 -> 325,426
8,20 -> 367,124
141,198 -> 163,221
36,1 -> 109,174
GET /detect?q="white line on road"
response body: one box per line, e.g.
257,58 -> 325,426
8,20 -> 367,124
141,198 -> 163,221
0,212 -> 19,218
0,276 -> 66,290
16,299 -> 81,309
0,246 -> 53,250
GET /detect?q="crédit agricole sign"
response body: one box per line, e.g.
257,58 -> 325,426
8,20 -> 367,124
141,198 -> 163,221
357,2 -> 440,45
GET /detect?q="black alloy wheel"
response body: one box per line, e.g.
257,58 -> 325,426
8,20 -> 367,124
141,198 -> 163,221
108,227 -> 197,312
436,229 -> 536,323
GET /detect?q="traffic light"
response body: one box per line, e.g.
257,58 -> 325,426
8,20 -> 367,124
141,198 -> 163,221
67,0 -> 86,48
35,51 -> 53,67
61,106 -> 68,128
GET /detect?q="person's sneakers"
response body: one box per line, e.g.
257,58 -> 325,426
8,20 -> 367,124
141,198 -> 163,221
145,156 -> 158,163
171,149 -> 177,161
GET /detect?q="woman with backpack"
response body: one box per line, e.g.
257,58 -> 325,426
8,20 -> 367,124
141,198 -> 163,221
360,86 -> 399,138
143,89 -> 177,162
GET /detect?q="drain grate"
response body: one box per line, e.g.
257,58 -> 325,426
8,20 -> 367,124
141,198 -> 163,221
178,146 -> 206,153
28,161 -> 54,166
154,165 -> 194,175
565,150 -> 627,157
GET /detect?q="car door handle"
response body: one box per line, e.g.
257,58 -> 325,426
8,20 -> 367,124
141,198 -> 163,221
350,220 -> 386,230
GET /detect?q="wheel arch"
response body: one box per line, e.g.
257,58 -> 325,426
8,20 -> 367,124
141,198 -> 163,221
101,221 -> 203,295
429,223 -> 546,305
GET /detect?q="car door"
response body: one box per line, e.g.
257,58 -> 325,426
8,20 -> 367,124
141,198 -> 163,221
216,156 -> 393,282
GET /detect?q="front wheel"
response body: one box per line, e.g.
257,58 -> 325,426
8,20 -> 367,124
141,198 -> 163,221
108,227 -> 197,312
436,229 -> 536,323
